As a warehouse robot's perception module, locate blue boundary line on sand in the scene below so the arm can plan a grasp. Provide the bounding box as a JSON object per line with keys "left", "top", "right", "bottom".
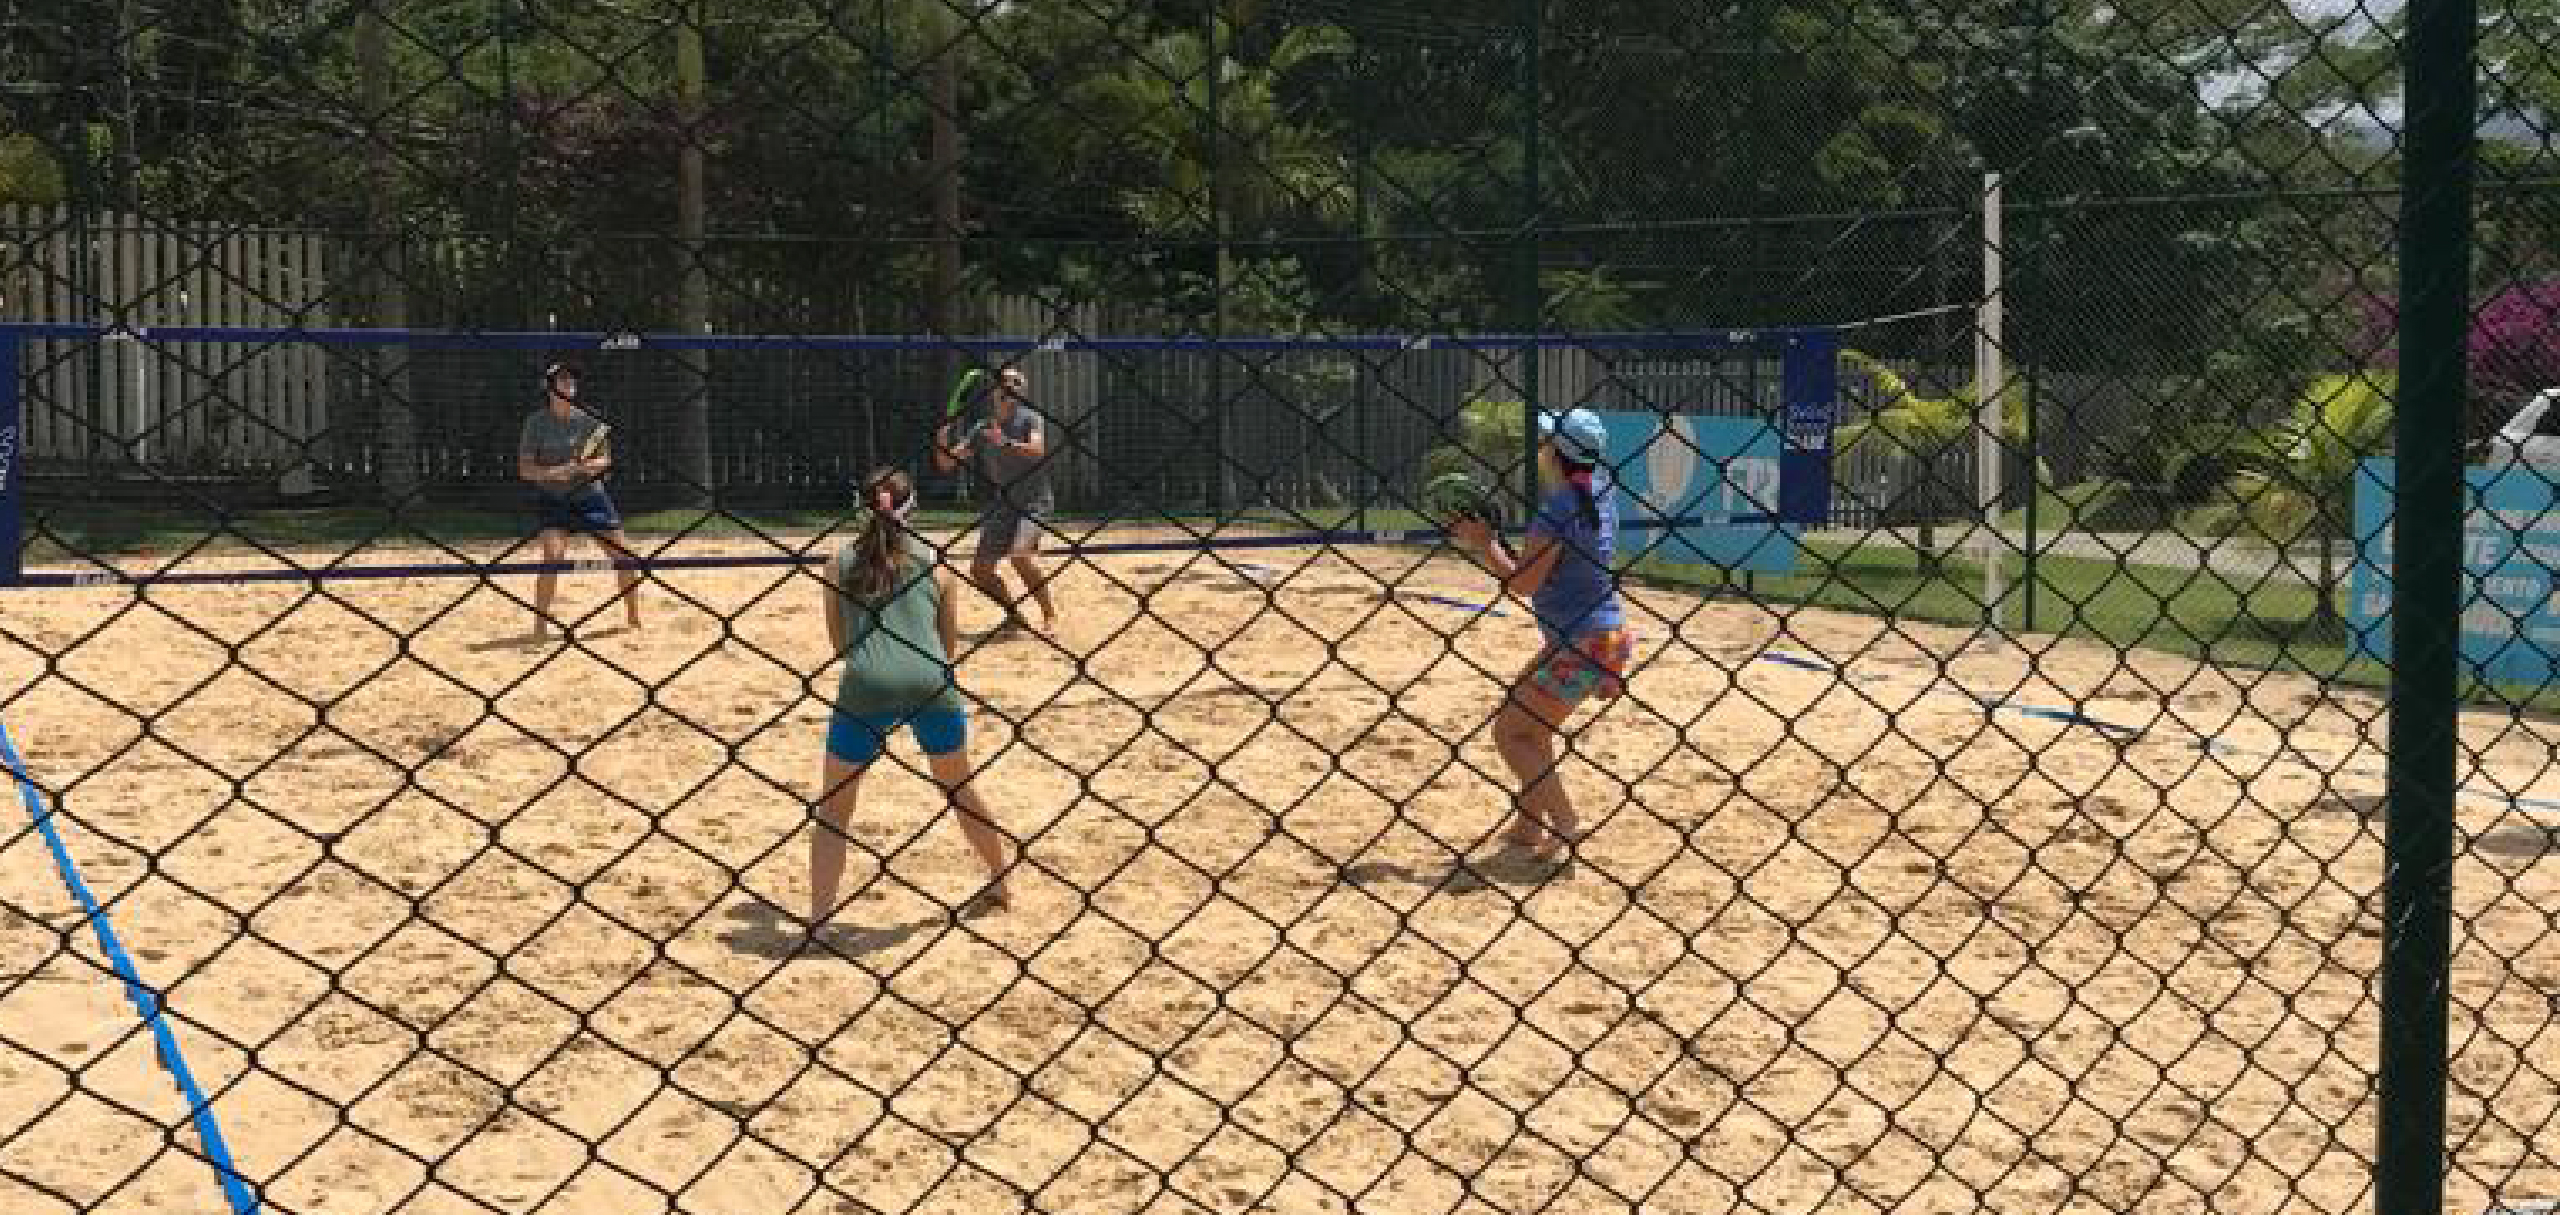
{"left": 0, "top": 718, "right": 260, "bottom": 1213}
{"left": 1753, "top": 647, "right": 2560, "bottom": 818}
{"left": 1228, "top": 559, "right": 1512, "bottom": 619}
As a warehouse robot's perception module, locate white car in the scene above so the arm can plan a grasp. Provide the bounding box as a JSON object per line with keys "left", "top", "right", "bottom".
{"left": 2479, "top": 387, "right": 2560, "bottom": 469}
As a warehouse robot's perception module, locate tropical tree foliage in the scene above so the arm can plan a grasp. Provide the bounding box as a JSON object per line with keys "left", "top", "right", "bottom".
{"left": 2218, "top": 370, "right": 2397, "bottom": 628}
{"left": 5, "top": 1, "right": 2539, "bottom": 384}
{"left": 1832, "top": 349, "right": 2033, "bottom": 571}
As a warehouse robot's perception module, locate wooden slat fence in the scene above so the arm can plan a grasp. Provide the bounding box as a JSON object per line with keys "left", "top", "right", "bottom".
{"left": 1, "top": 204, "right": 334, "bottom": 477}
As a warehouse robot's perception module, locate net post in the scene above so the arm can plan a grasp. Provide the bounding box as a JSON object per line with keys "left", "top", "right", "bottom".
{"left": 1355, "top": 354, "right": 1370, "bottom": 533}
{"left": 1, "top": 331, "right": 19, "bottom": 587}
{"left": 1977, "top": 170, "right": 2007, "bottom": 632}
{"left": 2376, "top": 0, "right": 2473, "bottom": 1211}
{"left": 2024, "top": 361, "right": 2039, "bottom": 632}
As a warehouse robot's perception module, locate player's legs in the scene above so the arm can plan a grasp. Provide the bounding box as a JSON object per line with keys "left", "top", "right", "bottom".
{"left": 590, "top": 529, "right": 646, "bottom": 629}
{"left": 966, "top": 557, "right": 1018, "bottom": 628}
{"left": 1492, "top": 646, "right": 1588, "bottom": 859}
{"left": 570, "top": 489, "right": 643, "bottom": 630}
{"left": 1009, "top": 555, "right": 1055, "bottom": 633}
{"left": 531, "top": 527, "right": 569, "bottom": 636}
{"left": 809, "top": 714, "right": 891, "bottom": 928}
{"left": 915, "top": 709, "right": 1010, "bottom": 910}
{"left": 969, "top": 508, "right": 1026, "bottom": 629}
{"left": 1006, "top": 517, "right": 1054, "bottom": 631}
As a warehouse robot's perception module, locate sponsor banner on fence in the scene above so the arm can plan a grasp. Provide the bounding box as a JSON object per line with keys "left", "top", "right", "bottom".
{"left": 1600, "top": 410, "right": 1800, "bottom": 575}
{"left": 2350, "top": 456, "right": 2560, "bottom": 688}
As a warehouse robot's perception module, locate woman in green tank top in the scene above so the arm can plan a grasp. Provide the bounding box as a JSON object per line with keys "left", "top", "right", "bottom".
{"left": 808, "top": 470, "right": 1013, "bottom": 930}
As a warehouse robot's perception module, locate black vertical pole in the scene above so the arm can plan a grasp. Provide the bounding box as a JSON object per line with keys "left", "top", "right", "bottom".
{"left": 2376, "top": 1, "right": 2473, "bottom": 1212}
{"left": 2022, "top": 0, "right": 2048, "bottom": 634}
{"left": 1354, "top": 57, "right": 1375, "bottom": 533}
{"left": 2024, "top": 360, "right": 2039, "bottom": 631}
{"left": 1206, "top": 7, "right": 1227, "bottom": 520}
{"left": 1517, "top": 0, "right": 1543, "bottom": 515}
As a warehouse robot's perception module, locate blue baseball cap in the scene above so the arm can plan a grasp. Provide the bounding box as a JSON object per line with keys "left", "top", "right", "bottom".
{"left": 1537, "top": 408, "right": 1609, "bottom": 465}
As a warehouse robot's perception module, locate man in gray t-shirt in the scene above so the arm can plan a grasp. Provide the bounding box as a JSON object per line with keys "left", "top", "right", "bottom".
{"left": 520, "top": 406, "right": 609, "bottom": 498}
{"left": 932, "top": 365, "right": 1059, "bottom": 634}
{"left": 517, "top": 361, "right": 644, "bottom": 638}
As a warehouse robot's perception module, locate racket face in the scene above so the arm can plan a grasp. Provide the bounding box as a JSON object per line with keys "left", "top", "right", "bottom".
{"left": 944, "top": 368, "right": 991, "bottom": 449}
{"left": 945, "top": 368, "right": 988, "bottom": 421}
{"left": 1423, "top": 470, "right": 1496, "bottom": 525}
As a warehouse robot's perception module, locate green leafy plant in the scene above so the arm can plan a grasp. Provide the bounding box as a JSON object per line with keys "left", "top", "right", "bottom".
{"left": 1831, "top": 349, "right": 2029, "bottom": 571}
{"left": 1419, "top": 397, "right": 1529, "bottom": 519}
{"left": 0, "top": 133, "right": 66, "bottom": 204}
{"left": 2213, "top": 370, "right": 2396, "bottom": 630}
{"left": 2161, "top": 419, "right": 2257, "bottom": 504}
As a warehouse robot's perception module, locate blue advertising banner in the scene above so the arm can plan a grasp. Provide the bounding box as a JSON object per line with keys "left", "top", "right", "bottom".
{"left": 1599, "top": 410, "right": 1801, "bottom": 574}
{"left": 2349, "top": 456, "right": 2560, "bottom": 687}
{"left": 0, "top": 337, "right": 18, "bottom": 586}
{"left": 1779, "top": 332, "right": 1840, "bottom": 530}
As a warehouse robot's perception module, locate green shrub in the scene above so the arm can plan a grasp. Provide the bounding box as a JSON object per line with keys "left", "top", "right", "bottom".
{"left": 2104, "top": 418, "right": 2253, "bottom": 504}
{"left": 1419, "top": 396, "right": 1529, "bottom": 489}
{"left": 2175, "top": 497, "right": 2255, "bottom": 541}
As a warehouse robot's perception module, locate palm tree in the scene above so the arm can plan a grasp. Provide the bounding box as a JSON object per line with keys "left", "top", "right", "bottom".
{"left": 1057, "top": 18, "right": 1355, "bottom": 238}
{"left": 1833, "top": 349, "right": 2025, "bottom": 574}
{"left": 2222, "top": 370, "right": 2397, "bottom": 631}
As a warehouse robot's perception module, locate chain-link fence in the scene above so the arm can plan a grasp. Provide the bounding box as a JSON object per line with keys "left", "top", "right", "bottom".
{"left": 1, "top": 2, "right": 2554, "bottom": 1212}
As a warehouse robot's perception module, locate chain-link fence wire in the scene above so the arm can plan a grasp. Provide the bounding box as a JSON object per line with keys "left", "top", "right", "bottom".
{"left": 3, "top": 0, "right": 2558, "bottom": 1211}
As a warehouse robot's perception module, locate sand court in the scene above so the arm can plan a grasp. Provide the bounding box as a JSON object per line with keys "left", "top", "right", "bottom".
{"left": 2, "top": 532, "right": 2555, "bottom": 1213}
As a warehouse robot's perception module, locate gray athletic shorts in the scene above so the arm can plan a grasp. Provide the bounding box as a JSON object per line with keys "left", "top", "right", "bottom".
{"left": 972, "top": 504, "right": 1047, "bottom": 562}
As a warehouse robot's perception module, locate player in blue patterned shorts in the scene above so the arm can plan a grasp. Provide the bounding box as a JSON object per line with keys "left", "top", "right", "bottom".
{"left": 1447, "top": 407, "right": 1636, "bottom": 865}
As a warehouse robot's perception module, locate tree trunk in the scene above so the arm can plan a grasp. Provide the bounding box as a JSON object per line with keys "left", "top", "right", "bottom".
{"left": 672, "top": 1, "right": 715, "bottom": 509}
{"left": 1205, "top": 7, "right": 1230, "bottom": 516}
{"left": 2318, "top": 522, "right": 2340, "bottom": 631}
{"left": 356, "top": 7, "right": 417, "bottom": 507}
{"left": 109, "top": 0, "right": 141, "bottom": 211}
{"left": 928, "top": 4, "right": 965, "bottom": 389}
{"left": 1914, "top": 443, "right": 1946, "bottom": 575}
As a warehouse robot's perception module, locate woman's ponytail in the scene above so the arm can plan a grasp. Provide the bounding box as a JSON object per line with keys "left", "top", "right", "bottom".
{"left": 844, "top": 468, "right": 916, "bottom": 605}
{"left": 1564, "top": 459, "right": 1599, "bottom": 530}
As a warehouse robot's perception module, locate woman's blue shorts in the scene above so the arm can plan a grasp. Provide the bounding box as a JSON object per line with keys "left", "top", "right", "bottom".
{"left": 825, "top": 707, "right": 968, "bottom": 766}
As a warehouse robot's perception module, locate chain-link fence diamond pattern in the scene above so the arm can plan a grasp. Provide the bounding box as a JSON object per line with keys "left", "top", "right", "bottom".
{"left": 0, "top": 2, "right": 2555, "bottom": 1213}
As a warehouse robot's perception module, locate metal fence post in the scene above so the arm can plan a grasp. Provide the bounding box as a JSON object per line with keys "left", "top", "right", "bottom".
{"left": 2377, "top": 1, "right": 2475, "bottom": 1212}
{"left": 1517, "top": 0, "right": 1545, "bottom": 517}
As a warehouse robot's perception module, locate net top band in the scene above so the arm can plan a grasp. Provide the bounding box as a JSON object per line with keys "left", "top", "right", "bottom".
{"left": 0, "top": 322, "right": 1845, "bottom": 354}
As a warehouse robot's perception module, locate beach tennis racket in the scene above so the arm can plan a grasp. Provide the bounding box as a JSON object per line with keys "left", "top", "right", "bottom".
{"left": 942, "top": 367, "right": 990, "bottom": 455}
{"left": 546, "top": 419, "right": 609, "bottom": 494}
{"left": 1423, "top": 470, "right": 1501, "bottom": 529}
{"left": 577, "top": 420, "right": 611, "bottom": 480}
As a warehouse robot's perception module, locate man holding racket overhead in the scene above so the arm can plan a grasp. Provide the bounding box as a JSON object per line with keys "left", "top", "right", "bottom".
{"left": 519, "top": 360, "right": 645, "bottom": 638}
{"left": 932, "top": 364, "right": 1058, "bottom": 635}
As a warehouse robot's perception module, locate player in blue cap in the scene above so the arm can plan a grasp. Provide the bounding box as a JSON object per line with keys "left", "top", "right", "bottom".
{"left": 1445, "top": 406, "right": 1635, "bottom": 865}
